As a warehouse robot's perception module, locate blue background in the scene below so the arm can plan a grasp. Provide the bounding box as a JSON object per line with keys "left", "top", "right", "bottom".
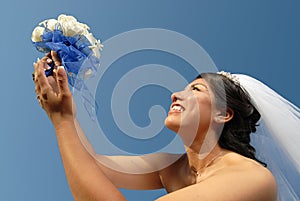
{"left": 0, "top": 0, "right": 299, "bottom": 200}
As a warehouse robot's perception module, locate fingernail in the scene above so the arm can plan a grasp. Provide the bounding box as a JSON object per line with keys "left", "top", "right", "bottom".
{"left": 46, "top": 58, "right": 52, "bottom": 63}
{"left": 37, "top": 58, "right": 40, "bottom": 62}
{"left": 53, "top": 69, "right": 57, "bottom": 73}
{"left": 46, "top": 66, "right": 51, "bottom": 70}
{"left": 57, "top": 66, "right": 65, "bottom": 76}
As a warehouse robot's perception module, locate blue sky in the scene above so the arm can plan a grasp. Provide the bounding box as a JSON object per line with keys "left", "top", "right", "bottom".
{"left": 0, "top": 0, "right": 299, "bottom": 200}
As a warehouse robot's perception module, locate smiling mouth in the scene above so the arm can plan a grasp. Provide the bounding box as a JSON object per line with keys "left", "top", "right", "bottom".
{"left": 170, "top": 104, "right": 185, "bottom": 112}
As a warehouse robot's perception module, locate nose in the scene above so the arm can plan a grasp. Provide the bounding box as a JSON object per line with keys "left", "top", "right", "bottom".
{"left": 171, "top": 86, "right": 193, "bottom": 102}
{"left": 171, "top": 93, "right": 177, "bottom": 102}
{"left": 171, "top": 91, "right": 183, "bottom": 102}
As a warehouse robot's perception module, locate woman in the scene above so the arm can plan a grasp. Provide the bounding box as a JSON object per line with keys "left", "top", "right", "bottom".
{"left": 33, "top": 51, "right": 279, "bottom": 201}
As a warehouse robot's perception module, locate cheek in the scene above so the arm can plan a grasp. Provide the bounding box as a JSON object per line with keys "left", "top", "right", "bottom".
{"left": 194, "top": 97, "right": 213, "bottom": 126}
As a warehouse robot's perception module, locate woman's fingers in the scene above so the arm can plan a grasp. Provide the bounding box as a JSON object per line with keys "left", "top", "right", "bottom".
{"left": 33, "top": 56, "right": 75, "bottom": 120}
{"left": 56, "top": 66, "right": 70, "bottom": 97}
{"left": 37, "top": 62, "right": 52, "bottom": 99}
{"left": 33, "top": 62, "right": 38, "bottom": 82}
{"left": 41, "top": 52, "right": 51, "bottom": 62}
{"left": 33, "top": 61, "right": 49, "bottom": 107}
{"left": 40, "top": 53, "right": 53, "bottom": 72}
{"left": 51, "top": 51, "right": 62, "bottom": 66}
{"left": 48, "top": 76, "right": 59, "bottom": 95}
{"left": 36, "top": 62, "right": 70, "bottom": 100}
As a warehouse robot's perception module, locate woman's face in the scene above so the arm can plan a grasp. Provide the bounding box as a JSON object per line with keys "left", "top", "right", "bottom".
{"left": 165, "top": 78, "right": 215, "bottom": 142}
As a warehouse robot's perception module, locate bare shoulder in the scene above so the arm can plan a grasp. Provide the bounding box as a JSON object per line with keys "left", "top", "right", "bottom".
{"left": 157, "top": 152, "right": 278, "bottom": 201}
{"left": 220, "top": 152, "right": 277, "bottom": 196}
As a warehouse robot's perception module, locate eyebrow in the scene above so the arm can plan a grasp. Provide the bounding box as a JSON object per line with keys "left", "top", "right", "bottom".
{"left": 190, "top": 83, "right": 208, "bottom": 89}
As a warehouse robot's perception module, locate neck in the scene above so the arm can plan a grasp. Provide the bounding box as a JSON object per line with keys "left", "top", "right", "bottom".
{"left": 180, "top": 126, "right": 226, "bottom": 175}
{"left": 185, "top": 144, "right": 226, "bottom": 176}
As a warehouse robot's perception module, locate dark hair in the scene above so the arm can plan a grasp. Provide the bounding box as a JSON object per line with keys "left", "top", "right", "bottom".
{"left": 196, "top": 73, "right": 266, "bottom": 166}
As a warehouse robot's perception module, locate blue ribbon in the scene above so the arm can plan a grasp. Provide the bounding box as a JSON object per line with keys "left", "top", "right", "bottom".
{"left": 33, "top": 28, "right": 100, "bottom": 120}
{"left": 33, "top": 29, "right": 100, "bottom": 89}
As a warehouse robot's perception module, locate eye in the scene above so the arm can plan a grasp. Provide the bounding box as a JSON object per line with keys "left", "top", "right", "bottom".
{"left": 191, "top": 86, "right": 201, "bottom": 91}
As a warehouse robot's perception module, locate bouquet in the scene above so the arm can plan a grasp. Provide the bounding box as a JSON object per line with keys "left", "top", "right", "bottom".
{"left": 31, "top": 14, "right": 103, "bottom": 88}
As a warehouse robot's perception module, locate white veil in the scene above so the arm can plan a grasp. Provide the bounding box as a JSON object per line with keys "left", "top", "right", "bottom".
{"left": 235, "top": 74, "right": 300, "bottom": 201}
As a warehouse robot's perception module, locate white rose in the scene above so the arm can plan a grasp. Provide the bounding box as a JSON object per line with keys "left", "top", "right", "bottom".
{"left": 83, "top": 32, "right": 102, "bottom": 58}
{"left": 84, "top": 33, "right": 97, "bottom": 45}
{"left": 57, "top": 14, "right": 89, "bottom": 36}
{"left": 58, "top": 14, "right": 76, "bottom": 36}
{"left": 90, "top": 42, "right": 102, "bottom": 58}
{"left": 77, "top": 22, "right": 90, "bottom": 31}
{"left": 46, "top": 19, "right": 58, "bottom": 31}
{"left": 31, "top": 26, "right": 45, "bottom": 42}
{"left": 58, "top": 14, "right": 77, "bottom": 24}
{"left": 38, "top": 19, "right": 48, "bottom": 27}
{"left": 60, "top": 21, "right": 77, "bottom": 36}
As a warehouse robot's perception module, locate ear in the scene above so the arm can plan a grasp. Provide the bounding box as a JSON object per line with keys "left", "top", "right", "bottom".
{"left": 213, "top": 108, "right": 234, "bottom": 124}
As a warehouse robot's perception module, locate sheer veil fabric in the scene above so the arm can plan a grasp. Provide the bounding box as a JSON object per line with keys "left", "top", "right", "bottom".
{"left": 235, "top": 74, "right": 300, "bottom": 200}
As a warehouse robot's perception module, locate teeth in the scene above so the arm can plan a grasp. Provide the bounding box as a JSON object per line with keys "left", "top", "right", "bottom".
{"left": 172, "top": 105, "right": 183, "bottom": 112}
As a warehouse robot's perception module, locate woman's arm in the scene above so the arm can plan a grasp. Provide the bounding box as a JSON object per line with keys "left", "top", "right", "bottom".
{"left": 34, "top": 52, "right": 166, "bottom": 200}
{"left": 54, "top": 119, "right": 126, "bottom": 201}
{"left": 34, "top": 55, "right": 126, "bottom": 201}
{"left": 74, "top": 118, "right": 165, "bottom": 190}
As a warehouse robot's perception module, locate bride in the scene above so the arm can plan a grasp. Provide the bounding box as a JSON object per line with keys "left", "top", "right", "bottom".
{"left": 33, "top": 51, "right": 299, "bottom": 201}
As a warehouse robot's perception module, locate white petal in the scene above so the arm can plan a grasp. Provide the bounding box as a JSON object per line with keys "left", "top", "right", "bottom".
{"left": 46, "top": 19, "right": 58, "bottom": 31}
{"left": 84, "top": 69, "right": 93, "bottom": 79}
{"left": 31, "top": 26, "right": 45, "bottom": 42}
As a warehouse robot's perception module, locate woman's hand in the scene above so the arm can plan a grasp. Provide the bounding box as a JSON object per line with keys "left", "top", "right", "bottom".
{"left": 33, "top": 51, "right": 76, "bottom": 125}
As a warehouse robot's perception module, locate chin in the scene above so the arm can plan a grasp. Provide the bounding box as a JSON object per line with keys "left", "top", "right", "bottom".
{"left": 164, "top": 116, "right": 180, "bottom": 132}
